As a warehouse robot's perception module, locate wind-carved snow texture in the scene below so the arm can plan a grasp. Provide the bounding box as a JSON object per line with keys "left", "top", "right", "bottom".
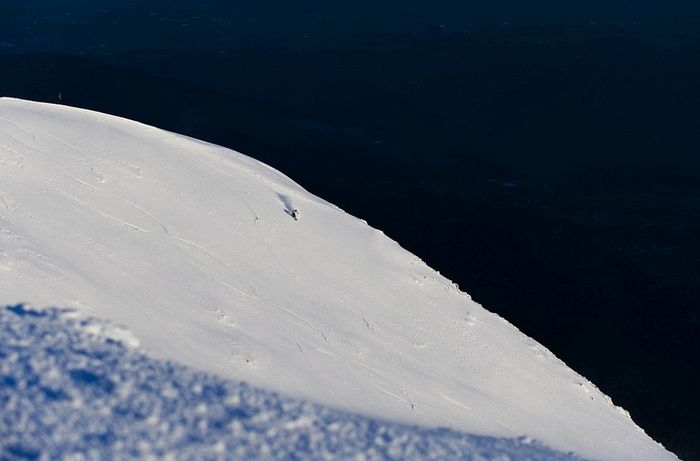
{"left": 0, "top": 306, "right": 590, "bottom": 461}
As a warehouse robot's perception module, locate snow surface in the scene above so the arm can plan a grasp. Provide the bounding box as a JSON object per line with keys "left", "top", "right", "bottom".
{"left": 1, "top": 304, "right": 591, "bottom": 461}
{"left": 0, "top": 98, "right": 677, "bottom": 460}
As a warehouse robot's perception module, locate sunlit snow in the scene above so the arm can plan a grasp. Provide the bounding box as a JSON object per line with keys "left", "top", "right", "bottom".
{"left": 0, "top": 98, "right": 677, "bottom": 460}
{"left": 1, "top": 305, "right": 591, "bottom": 461}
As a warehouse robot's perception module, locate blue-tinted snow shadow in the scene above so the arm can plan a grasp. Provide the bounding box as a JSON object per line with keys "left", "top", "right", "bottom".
{"left": 276, "top": 193, "right": 295, "bottom": 217}
{"left": 0, "top": 305, "right": 591, "bottom": 461}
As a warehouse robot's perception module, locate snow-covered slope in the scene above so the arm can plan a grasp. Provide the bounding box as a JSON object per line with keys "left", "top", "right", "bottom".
{"left": 0, "top": 98, "right": 676, "bottom": 461}
{"left": 1, "top": 305, "right": 591, "bottom": 461}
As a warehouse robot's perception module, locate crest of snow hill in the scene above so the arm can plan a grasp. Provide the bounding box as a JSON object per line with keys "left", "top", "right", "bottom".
{"left": 0, "top": 98, "right": 678, "bottom": 460}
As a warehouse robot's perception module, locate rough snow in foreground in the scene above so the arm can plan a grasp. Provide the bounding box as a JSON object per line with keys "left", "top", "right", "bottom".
{"left": 0, "top": 98, "right": 677, "bottom": 460}
{"left": 0, "top": 305, "right": 589, "bottom": 461}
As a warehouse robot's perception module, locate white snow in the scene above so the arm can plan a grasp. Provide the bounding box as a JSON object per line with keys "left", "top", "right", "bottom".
{"left": 0, "top": 305, "right": 592, "bottom": 461}
{"left": 0, "top": 98, "right": 677, "bottom": 461}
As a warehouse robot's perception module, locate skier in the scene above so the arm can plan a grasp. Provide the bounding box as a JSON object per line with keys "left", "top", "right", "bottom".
{"left": 290, "top": 209, "right": 299, "bottom": 221}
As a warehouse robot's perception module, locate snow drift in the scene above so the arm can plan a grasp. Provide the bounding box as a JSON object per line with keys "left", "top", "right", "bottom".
{"left": 1, "top": 304, "right": 591, "bottom": 461}
{"left": 0, "top": 98, "right": 677, "bottom": 460}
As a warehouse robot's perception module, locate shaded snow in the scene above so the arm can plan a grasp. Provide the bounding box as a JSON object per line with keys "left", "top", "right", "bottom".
{"left": 0, "top": 305, "right": 591, "bottom": 461}
{"left": 0, "top": 98, "right": 677, "bottom": 460}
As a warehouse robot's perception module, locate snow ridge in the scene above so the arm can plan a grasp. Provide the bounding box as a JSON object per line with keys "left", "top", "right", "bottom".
{"left": 0, "top": 98, "right": 677, "bottom": 460}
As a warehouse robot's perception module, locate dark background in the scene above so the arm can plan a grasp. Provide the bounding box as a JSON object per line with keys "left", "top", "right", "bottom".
{"left": 1, "top": 2, "right": 699, "bottom": 459}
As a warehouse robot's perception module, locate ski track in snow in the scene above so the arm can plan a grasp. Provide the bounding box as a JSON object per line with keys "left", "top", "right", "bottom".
{"left": 0, "top": 98, "right": 678, "bottom": 461}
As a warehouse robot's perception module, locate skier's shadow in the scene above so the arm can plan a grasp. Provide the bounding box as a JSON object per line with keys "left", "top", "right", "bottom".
{"left": 276, "top": 193, "right": 296, "bottom": 217}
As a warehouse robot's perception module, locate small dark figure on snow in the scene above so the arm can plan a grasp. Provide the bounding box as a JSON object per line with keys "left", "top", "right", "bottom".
{"left": 290, "top": 209, "right": 299, "bottom": 221}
